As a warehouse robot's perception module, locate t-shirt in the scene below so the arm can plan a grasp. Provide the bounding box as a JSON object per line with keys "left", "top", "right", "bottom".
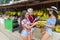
{"left": 21, "top": 19, "right": 31, "bottom": 28}
{"left": 46, "top": 18, "right": 56, "bottom": 26}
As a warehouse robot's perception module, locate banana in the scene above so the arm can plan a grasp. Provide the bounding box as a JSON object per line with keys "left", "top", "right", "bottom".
{"left": 56, "top": 26, "right": 60, "bottom": 32}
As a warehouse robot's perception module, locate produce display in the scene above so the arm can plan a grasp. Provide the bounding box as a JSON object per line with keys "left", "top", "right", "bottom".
{"left": 5, "top": 11, "right": 21, "bottom": 16}
{"left": 34, "top": 9, "right": 48, "bottom": 21}
{"left": 58, "top": 15, "right": 60, "bottom": 20}
{"left": 34, "top": 10, "right": 60, "bottom": 20}
{"left": 34, "top": 10, "right": 60, "bottom": 29}
{"left": 17, "top": 12, "right": 21, "bottom": 16}
{"left": 58, "top": 11, "right": 60, "bottom": 20}
{"left": 55, "top": 26, "right": 60, "bottom": 32}
{"left": 5, "top": 10, "right": 60, "bottom": 29}
{"left": 33, "top": 9, "right": 48, "bottom": 28}
{"left": 36, "top": 21, "right": 46, "bottom": 28}
{"left": 38, "top": 21, "right": 46, "bottom": 25}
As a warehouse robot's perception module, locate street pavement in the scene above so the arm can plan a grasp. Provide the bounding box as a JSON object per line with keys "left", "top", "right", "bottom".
{"left": 0, "top": 24, "right": 60, "bottom": 40}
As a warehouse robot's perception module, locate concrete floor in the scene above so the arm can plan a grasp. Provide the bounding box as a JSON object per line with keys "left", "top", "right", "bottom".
{"left": 0, "top": 24, "right": 40, "bottom": 40}
{"left": 0, "top": 24, "right": 60, "bottom": 40}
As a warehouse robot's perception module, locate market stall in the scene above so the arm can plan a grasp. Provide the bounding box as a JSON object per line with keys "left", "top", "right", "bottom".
{"left": 0, "top": 0, "right": 60, "bottom": 33}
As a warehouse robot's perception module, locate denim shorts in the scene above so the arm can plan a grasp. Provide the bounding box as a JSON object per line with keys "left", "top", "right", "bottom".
{"left": 44, "top": 26, "right": 53, "bottom": 36}
{"left": 21, "top": 28, "right": 35, "bottom": 36}
{"left": 21, "top": 30, "right": 29, "bottom": 36}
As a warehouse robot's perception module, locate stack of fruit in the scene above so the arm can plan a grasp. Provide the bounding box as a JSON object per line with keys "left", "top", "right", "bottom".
{"left": 55, "top": 25, "right": 60, "bottom": 32}
{"left": 17, "top": 12, "right": 21, "bottom": 16}
{"left": 34, "top": 9, "right": 48, "bottom": 21}
{"left": 58, "top": 11, "right": 60, "bottom": 15}
{"left": 58, "top": 15, "right": 60, "bottom": 20}
{"left": 36, "top": 21, "right": 46, "bottom": 28}
{"left": 5, "top": 11, "right": 21, "bottom": 16}
{"left": 58, "top": 11, "right": 60, "bottom": 20}
{"left": 38, "top": 21, "right": 46, "bottom": 25}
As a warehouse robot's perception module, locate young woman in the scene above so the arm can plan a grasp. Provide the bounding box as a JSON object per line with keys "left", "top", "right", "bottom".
{"left": 27, "top": 8, "right": 40, "bottom": 23}
{"left": 27, "top": 8, "right": 40, "bottom": 40}
{"left": 41, "top": 8, "right": 58, "bottom": 40}
{"left": 20, "top": 10, "right": 38, "bottom": 40}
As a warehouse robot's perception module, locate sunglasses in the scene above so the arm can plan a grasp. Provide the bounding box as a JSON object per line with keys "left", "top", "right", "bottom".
{"left": 49, "top": 10, "right": 53, "bottom": 11}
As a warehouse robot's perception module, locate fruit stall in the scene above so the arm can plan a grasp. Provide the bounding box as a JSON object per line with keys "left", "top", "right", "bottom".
{"left": 0, "top": 0, "right": 60, "bottom": 32}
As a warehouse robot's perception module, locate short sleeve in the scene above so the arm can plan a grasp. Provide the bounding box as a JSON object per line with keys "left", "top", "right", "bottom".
{"left": 46, "top": 18, "right": 50, "bottom": 24}
{"left": 46, "top": 18, "right": 56, "bottom": 25}
{"left": 21, "top": 20, "right": 27, "bottom": 25}
{"left": 51, "top": 19, "right": 56, "bottom": 24}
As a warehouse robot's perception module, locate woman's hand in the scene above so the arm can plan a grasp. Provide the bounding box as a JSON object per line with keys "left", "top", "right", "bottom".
{"left": 33, "top": 16, "right": 40, "bottom": 22}
{"left": 42, "top": 24, "right": 46, "bottom": 26}
{"left": 29, "top": 22, "right": 38, "bottom": 29}
{"left": 33, "top": 22, "right": 38, "bottom": 26}
{"left": 45, "top": 24, "right": 50, "bottom": 27}
{"left": 45, "top": 24, "right": 55, "bottom": 28}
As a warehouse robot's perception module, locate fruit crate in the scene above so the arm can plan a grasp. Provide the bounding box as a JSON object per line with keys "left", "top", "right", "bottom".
{"left": 4, "top": 18, "right": 13, "bottom": 32}
{"left": 4, "top": 18, "right": 19, "bottom": 32}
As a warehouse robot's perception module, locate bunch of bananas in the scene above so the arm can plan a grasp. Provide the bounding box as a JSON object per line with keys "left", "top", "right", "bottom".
{"left": 55, "top": 26, "right": 60, "bottom": 32}
{"left": 38, "top": 21, "right": 46, "bottom": 25}
{"left": 58, "top": 11, "right": 60, "bottom": 20}
{"left": 58, "top": 11, "right": 60, "bottom": 15}
{"left": 36, "top": 21, "right": 46, "bottom": 28}
{"left": 34, "top": 10, "right": 48, "bottom": 21}
{"left": 58, "top": 15, "right": 60, "bottom": 20}
{"left": 34, "top": 10, "right": 43, "bottom": 16}
{"left": 17, "top": 12, "right": 21, "bottom": 16}
{"left": 37, "top": 11, "right": 43, "bottom": 16}
{"left": 34, "top": 10, "right": 37, "bottom": 16}
{"left": 12, "top": 12, "right": 16, "bottom": 15}
{"left": 5, "top": 11, "right": 22, "bottom": 16}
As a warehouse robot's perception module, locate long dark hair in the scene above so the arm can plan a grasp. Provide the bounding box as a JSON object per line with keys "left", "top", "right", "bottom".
{"left": 53, "top": 11, "right": 58, "bottom": 25}
{"left": 19, "top": 10, "right": 27, "bottom": 33}
{"left": 48, "top": 10, "right": 58, "bottom": 25}
{"left": 20, "top": 10, "right": 27, "bottom": 24}
{"left": 53, "top": 11, "right": 58, "bottom": 19}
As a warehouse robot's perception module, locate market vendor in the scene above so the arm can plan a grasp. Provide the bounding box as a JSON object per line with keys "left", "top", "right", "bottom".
{"left": 27, "top": 8, "right": 40, "bottom": 40}
{"left": 41, "top": 6, "right": 58, "bottom": 40}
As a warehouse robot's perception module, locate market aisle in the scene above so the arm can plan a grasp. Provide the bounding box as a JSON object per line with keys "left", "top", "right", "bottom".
{"left": 0, "top": 32, "right": 9, "bottom": 40}
{"left": 0, "top": 24, "right": 22, "bottom": 40}
{"left": 0, "top": 24, "right": 39, "bottom": 40}
{"left": 0, "top": 23, "right": 60, "bottom": 40}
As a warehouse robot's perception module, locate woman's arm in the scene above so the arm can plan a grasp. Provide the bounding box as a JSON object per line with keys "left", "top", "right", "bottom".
{"left": 45, "top": 24, "right": 55, "bottom": 28}
{"left": 23, "top": 22, "right": 38, "bottom": 29}
{"left": 33, "top": 16, "right": 40, "bottom": 22}
{"left": 49, "top": 24, "right": 55, "bottom": 28}
{"left": 29, "top": 22, "right": 38, "bottom": 29}
{"left": 23, "top": 24, "right": 30, "bottom": 29}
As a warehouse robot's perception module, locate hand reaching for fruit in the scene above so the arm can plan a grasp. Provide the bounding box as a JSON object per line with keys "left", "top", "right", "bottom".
{"left": 29, "top": 22, "right": 38, "bottom": 29}
{"left": 38, "top": 21, "right": 46, "bottom": 25}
